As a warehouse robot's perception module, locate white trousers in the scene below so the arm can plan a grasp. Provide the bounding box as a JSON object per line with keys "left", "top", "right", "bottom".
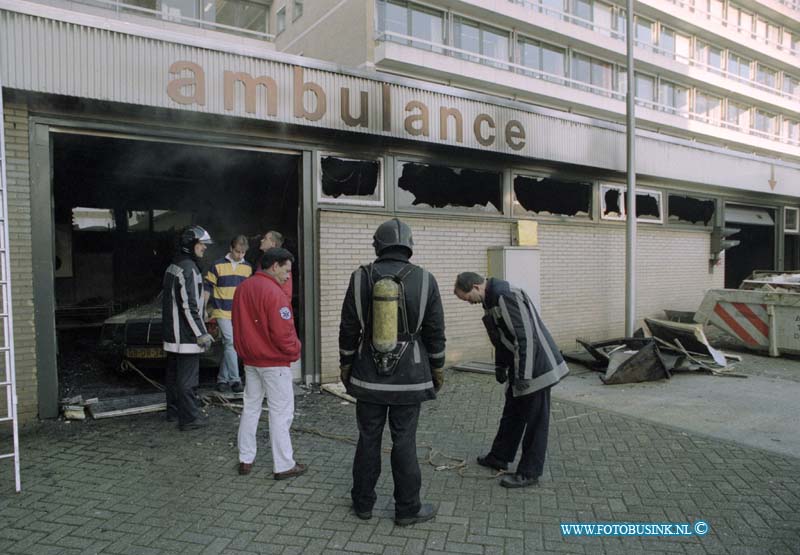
{"left": 237, "top": 365, "right": 295, "bottom": 473}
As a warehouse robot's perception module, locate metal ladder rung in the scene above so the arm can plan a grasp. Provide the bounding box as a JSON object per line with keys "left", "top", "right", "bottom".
{"left": 0, "top": 453, "right": 16, "bottom": 460}
{"left": 0, "top": 417, "right": 14, "bottom": 422}
{"left": 0, "top": 381, "right": 13, "bottom": 386}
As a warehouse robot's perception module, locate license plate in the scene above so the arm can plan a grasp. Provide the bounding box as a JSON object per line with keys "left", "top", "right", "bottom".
{"left": 126, "top": 347, "right": 166, "bottom": 359}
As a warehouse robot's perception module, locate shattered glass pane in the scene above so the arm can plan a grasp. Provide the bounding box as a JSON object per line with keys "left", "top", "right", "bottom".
{"left": 513, "top": 176, "right": 592, "bottom": 217}
{"left": 320, "top": 156, "right": 381, "bottom": 201}
{"left": 634, "top": 191, "right": 661, "bottom": 221}
{"left": 397, "top": 162, "right": 502, "bottom": 213}
{"left": 668, "top": 194, "right": 715, "bottom": 226}
{"left": 602, "top": 187, "right": 623, "bottom": 218}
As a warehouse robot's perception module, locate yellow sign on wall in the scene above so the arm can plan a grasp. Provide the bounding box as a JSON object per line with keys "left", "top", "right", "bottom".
{"left": 513, "top": 221, "right": 538, "bottom": 246}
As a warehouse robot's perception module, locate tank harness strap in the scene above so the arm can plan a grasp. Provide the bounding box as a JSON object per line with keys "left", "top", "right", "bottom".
{"left": 353, "top": 264, "right": 372, "bottom": 330}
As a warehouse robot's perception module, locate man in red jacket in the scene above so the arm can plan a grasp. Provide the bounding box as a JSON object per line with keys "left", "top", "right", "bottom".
{"left": 232, "top": 248, "right": 307, "bottom": 480}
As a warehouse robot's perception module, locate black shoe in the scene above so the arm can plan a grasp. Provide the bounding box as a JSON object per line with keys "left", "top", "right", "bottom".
{"left": 179, "top": 416, "right": 209, "bottom": 431}
{"left": 500, "top": 474, "right": 538, "bottom": 488}
{"left": 216, "top": 382, "right": 231, "bottom": 393}
{"left": 477, "top": 453, "right": 508, "bottom": 471}
{"left": 395, "top": 503, "right": 436, "bottom": 526}
{"left": 230, "top": 382, "right": 244, "bottom": 393}
{"left": 352, "top": 505, "right": 372, "bottom": 520}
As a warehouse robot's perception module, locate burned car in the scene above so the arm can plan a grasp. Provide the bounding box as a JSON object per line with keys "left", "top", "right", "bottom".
{"left": 98, "top": 294, "right": 221, "bottom": 369}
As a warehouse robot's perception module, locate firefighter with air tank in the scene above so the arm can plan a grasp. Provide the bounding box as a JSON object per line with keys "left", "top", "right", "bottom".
{"left": 338, "top": 218, "right": 446, "bottom": 527}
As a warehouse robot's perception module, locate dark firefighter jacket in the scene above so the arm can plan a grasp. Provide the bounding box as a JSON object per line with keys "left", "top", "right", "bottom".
{"left": 339, "top": 252, "right": 446, "bottom": 405}
{"left": 162, "top": 254, "right": 208, "bottom": 354}
{"left": 483, "top": 278, "right": 569, "bottom": 397}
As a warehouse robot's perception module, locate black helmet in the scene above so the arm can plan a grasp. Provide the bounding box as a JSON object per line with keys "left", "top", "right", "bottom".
{"left": 180, "top": 225, "right": 213, "bottom": 254}
{"left": 373, "top": 218, "right": 413, "bottom": 256}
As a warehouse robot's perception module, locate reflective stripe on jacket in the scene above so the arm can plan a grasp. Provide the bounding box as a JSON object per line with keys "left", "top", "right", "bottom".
{"left": 484, "top": 278, "right": 569, "bottom": 397}
{"left": 339, "top": 252, "right": 446, "bottom": 405}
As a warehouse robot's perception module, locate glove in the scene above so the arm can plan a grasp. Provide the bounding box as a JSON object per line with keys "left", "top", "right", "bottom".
{"left": 432, "top": 367, "right": 444, "bottom": 393}
{"left": 340, "top": 365, "right": 351, "bottom": 385}
{"left": 495, "top": 365, "right": 508, "bottom": 384}
{"left": 197, "top": 333, "right": 214, "bottom": 349}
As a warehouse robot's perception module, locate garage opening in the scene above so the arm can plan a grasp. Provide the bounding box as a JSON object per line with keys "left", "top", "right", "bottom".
{"left": 724, "top": 204, "right": 775, "bottom": 288}
{"left": 52, "top": 132, "right": 301, "bottom": 401}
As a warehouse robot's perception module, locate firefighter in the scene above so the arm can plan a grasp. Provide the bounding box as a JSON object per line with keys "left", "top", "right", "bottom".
{"left": 162, "top": 225, "right": 215, "bottom": 431}
{"left": 339, "top": 218, "right": 446, "bottom": 526}
{"left": 453, "top": 272, "right": 570, "bottom": 488}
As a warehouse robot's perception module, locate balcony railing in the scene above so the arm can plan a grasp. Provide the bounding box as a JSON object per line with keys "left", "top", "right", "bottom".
{"left": 56, "top": 0, "right": 275, "bottom": 41}
{"left": 376, "top": 31, "right": 796, "bottom": 147}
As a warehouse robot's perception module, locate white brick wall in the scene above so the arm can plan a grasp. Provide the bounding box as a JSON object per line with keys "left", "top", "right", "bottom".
{"left": 318, "top": 211, "right": 510, "bottom": 381}
{"left": 2, "top": 102, "right": 37, "bottom": 425}
{"left": 538, "top": 223, "right": 725, "bottom": 348}
{"left": 319, "top": 212, "right": 725, "bottom": 380}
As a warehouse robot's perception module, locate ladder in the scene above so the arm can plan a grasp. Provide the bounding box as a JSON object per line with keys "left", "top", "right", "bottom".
{"left": 0, "top": 77, "right": 21, "bottom": 493}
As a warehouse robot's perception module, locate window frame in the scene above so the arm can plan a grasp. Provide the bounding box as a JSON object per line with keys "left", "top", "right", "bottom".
{"left": 276, "top": 6, "right": 286, "bottom": 34}
{"left": 292, "top": 0, "right": 303, "bottom": 21}
{"left": 600, "top": 183, "right": 664, "bottom": 224}
{"left": 511, "top": 172, "right": 593, "bottom": 220}
{"left": 394, "top": 157, "right": 506, "bottom": 216}
{"left": 316, "top": 151, "right": 385, "bottom": 207}
{"left": 785, "top": 207, "right": 800, "bottom": 234}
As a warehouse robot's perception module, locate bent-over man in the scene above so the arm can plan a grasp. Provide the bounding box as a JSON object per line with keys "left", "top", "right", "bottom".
{"left": 454, "top": 272, "right": 569, "bottom": 488}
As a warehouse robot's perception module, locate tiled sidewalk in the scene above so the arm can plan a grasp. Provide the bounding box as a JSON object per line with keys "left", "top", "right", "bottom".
{"left": 1, "top": 370, "right": 798, "bottom": 554}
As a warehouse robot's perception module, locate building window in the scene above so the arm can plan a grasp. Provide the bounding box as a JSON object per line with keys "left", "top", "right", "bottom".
{"left": 600, "top": 185, "right": 662, "bottom": 223}
{"left": 725, "top": 101, "right": 750, "bottom": 131}
{"left": 694, "top": 92, "right": 722, "bottom": 124}
{"left": 540, "top": 0, "right": 566, "bottom": 18}
{"left": 783, "top": 74, "right": 800, "bottom": 100}
{"left": 513, "top": 175, "right": 592, "bottom": 218}
{"left": 634, "top": 16, "right": 655, "bottom": 51}
{"left": 659, "top": 80, "right": 689, "bottom": 115}
{"left": 755, "top": 17, "right": 781, "bottom": 45}
{"left": 318, "top": 154, "right": 383, "bottom": 206}
{"left": 454, "top": 17, "right": 510, "bottom": 68}
{"left": 571, "top": 52, "right": 613, "bottom": 95}
{"left": 695, "top": 41, "right": 723, "bottom": 74}
{"left": 377, "top": 1, "right": 445, "bottom": 52}
{"left": 293, "top": 0, "right": 302, "bottom": 20}
{"left": 755, "top": 64, "right": 777, "bottom": 90}
{"left": 276, "top": 6, "right": 286, "bottom": 34}
{"left": 396, "top": 161, "right": 503, "bottom": 214}
{"left": 753, "top": 110, "right": 777, "bottom": 136}
{"left": 703, "top": 0, "right": 724, "bottom": 21}
{"left": 569, "top": 0, "right": 593, "bottom": 28}
{"left": 727, "top": 4, "right": 753, "bottom": 33}
{"left": 518, "top": 37, "right": 566, "bottom": 83}
{"left": 635, "top": 73, "right": 656, "bottom": 106}
{"left": 592, "top": 1, "right": 616, "bottom": 38}
{"left": 668, "top": 195, "right": 715, "bottom": 226}
{"left": 786, "top": 207, "right": 800, "bottom": 233}
{"left": 201, "top": 0, "right": 270, "bottom": 35}
{"left": 783, "top": 119, "right": 800, "bottom": 145}
{"left": 658, "top": 27, "right": 691, "bottom": 62}
{"left": 727, "top": 52, "right": 751, "bottom": 81}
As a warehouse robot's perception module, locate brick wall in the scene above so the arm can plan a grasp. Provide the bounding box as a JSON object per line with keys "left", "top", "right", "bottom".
{"left": 318, "top": 211, "right": 510, "bottom": 381}
{"left": 538, "top": 222, "right": 725, "bottom": 348}
{"left": 318, "top": 212, "right": 724, "bottom": 380}
{"left": 2, "top": 101, "right": 37, "bottom": 426}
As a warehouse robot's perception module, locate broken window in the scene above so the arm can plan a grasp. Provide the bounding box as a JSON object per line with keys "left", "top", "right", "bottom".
{"left": 72, "top": 208, "right": 115, "bottom": 231}
{"left": 318, "top": 155, "right": 383, "bottom": 205}
{"left": 600, "top": 184, "right": 624, "bottom": 220}
{"left": 668, "top": 194, "right": 715, "bottom": 227}
{"left": 513, "top": 175, "right": 592, "bottom": 218}
{"left": 601, "top": 184, "right": 663, "bottom": 223}
{"left": 397, "top": 161, "right": 502, "bottom": 213}
{"left": 633, "top": 190, "right": 662, "bottom": 222}
{"left": 786, "top": 207, "right": 799, "bottom": 234}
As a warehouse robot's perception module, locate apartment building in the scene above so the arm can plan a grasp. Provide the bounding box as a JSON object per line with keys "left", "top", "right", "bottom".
{"left": 0, "top": 0, "right": 798, "bottom": 421}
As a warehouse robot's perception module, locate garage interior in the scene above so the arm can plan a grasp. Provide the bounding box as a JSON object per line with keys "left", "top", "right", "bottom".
{"left": 51, "top": 132, "right": 301, "bottom": 400}
{"left": 724, "top": 204, "right": 776, "bottom": 289}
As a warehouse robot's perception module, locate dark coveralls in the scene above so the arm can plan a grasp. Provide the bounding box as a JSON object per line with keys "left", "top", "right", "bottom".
{"left": 482, "top": 278, "right": 570, "bottom": 479}
{"left": 161, "top": 254, "right": 208, "bottom": 426}
{"left": 339, "top": 251, "right": 446, "bottom": 518}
